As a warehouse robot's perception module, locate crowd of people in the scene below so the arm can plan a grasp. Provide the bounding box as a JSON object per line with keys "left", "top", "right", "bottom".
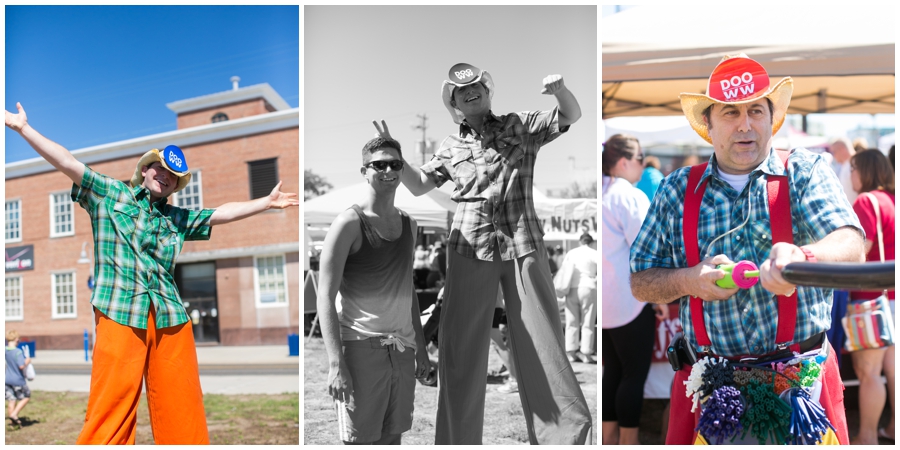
{"left": 412, "top": 241, "right": 447, "bottom": 289}
{"left": 602, "top": 54, "right": 895, "bottom": 445}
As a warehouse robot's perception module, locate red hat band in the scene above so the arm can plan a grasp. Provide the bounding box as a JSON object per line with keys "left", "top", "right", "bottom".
{"left": 706, "top": 57, "right": 771, "bottom": 103}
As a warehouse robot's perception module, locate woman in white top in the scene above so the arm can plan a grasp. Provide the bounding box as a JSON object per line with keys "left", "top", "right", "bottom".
{"left": 601, "top": 134, "right": 666, "bottom": 445}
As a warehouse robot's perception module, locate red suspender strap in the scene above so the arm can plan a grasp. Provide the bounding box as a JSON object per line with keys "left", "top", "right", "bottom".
{"left": 683, "top": 163, "right": 712, "bottom": 348}
{"left": 769, "top": 150, "right": 799, "bottom": 350}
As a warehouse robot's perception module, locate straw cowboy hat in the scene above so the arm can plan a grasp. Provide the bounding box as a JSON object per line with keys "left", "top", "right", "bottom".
{"left": 680, "top": 54, "right": 793, "bottom": 144}
{"left": 441, "top": 63, "right": 495, "bottom": 125}
{"left": 130, "top": 145, "right": 192, "bottom": 194}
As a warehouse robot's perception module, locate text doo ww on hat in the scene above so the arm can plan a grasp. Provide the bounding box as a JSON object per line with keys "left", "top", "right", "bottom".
{"left": 441, "top": 63, "right": 495, "bottom": 125}
{"left": 131, "top": 145, "right": 193, "bottom": 194}
{"left": 679, "top": 54, "right": 793, "bottom": 144}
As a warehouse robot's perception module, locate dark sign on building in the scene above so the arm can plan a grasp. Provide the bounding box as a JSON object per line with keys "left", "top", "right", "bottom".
{"left": 5, "top": 245, "right": 35, "bottom": 272}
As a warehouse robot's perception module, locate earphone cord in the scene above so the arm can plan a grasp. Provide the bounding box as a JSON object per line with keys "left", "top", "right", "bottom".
{"left": 702, "top": 187, "right": 753, "bottom": 259}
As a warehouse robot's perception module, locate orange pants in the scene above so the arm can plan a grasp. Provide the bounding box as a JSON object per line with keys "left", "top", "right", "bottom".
{"left": 76, "top": 306, "right": 209, "bottom": 444}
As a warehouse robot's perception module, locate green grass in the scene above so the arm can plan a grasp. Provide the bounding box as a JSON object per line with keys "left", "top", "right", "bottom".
{"left": 5, "top": 391, "right": 299, "bottom": 445}
{"left": 303, "top": 337, "right": 598, "bottom": 445}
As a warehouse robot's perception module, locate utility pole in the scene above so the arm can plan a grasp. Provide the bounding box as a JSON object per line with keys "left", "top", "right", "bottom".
{"left": 412, "top": 113, "right": 429, "bottom": 166}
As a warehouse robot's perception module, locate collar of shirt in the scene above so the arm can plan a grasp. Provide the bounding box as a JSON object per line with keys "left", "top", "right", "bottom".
{"left": 132, "top": 185, "right": 170, "bottom": 212}
{"left": 458, "top": 110, "right": 501, "bottom": 138}
{"left": 695, "top": 148, "right": 788, "bottom": 194}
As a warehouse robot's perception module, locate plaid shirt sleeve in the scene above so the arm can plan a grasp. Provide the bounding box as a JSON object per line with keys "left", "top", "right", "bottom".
{"left": 515, "top": 106, "right": 568, "bottom": 152}
{"left": 165, "top": 205, "right": 215, "bottom": 241}
{"left": 420, "top": 138, "right": 455, "bottom": 188}
{"left": 630, "top": 167, "right": 689, "bottom": 273}
{"left": 71, "top": 164, "right": 115, "bottom": 212}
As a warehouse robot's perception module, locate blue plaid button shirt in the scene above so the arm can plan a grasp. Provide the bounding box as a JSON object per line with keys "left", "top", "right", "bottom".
{"left": 629, "top": 148, "right": 862, "bottom": 356}
{"left": 420, "top": 108, "right": 567, "bottom": 261}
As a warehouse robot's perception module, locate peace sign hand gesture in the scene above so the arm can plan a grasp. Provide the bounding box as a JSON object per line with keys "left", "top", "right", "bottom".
{"left": 372, "top": 120, "right": 394, "bottom": 141}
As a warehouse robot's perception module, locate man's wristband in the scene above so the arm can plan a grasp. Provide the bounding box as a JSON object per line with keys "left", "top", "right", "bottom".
{"left": 799, "top": 246, "right": 817, "bottom": 262}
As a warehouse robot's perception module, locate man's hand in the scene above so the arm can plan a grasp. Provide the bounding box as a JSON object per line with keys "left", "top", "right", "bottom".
{"left": 372, "top": 120, "right": 394, "bottom": 141}
{"left": 541, "top": 74, "right": 567, "bottom": 95}
{"left": 415, "top": 349, "right": 432, "bottom": 381}
{"left": 5, "top": 102, "right": 28, "bottom": 132}
{"left": 759, "top": 242, "right": 806, "bottom": 296}
{"left": 693, "top": 254, "right": 740, "bottom": 301}
{"left": 267, "top": 181, "right": 299, "bottom": 209}
{"left": 654, "top": 304, "right": 670, "bottom": 321}
{"left": 327, "top": 361, "right": 354, "bottom": 404}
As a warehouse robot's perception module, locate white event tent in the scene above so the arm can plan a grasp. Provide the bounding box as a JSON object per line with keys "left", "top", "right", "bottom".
{"left": 304, "top": 182, "right": 455, "bottom": 231}
{"left": 602, "top": 4, "right": 895, "bottom": 120}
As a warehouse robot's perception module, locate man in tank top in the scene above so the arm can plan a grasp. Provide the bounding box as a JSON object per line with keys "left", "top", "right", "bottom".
{"left": 316, "top": 136, "right": 432, "bottom": 445}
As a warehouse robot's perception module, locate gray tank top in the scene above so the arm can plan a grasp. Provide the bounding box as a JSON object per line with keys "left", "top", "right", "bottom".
{"left": 338, "top": 205, "right": 416, "bottom": 350}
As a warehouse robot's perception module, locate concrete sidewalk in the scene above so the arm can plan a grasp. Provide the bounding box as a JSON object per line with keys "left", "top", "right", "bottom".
{"left": 23, "top": 345, "right": 300, "bottom": 395}
{"left": 27, "top": 344, "right": 299, "bottom": 373}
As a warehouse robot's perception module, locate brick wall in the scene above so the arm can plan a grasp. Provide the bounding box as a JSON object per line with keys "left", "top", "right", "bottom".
{"left": 176, "top": 99, "right": 276, "bottom": 129}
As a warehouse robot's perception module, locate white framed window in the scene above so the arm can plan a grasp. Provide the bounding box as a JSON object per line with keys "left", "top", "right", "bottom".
{"left": 50, "top": 192, "right": 75, "bottom": 237}
{"left": 173, "top": 170, "right": 203, "bottom": 210}
{"left": 5, "top": 199, "right": 22, "bottom": 243}
{"left": 5, "top": 276, "right": 24, "bottom": 321}
{"left": 52, "top": 271, "right": 77, "bottom": 319}
{"left": 254, "top": 254, "right": 288, "bottom": 307}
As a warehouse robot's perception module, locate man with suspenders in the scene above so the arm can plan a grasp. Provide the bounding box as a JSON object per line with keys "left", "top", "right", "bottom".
{"left": 629, "top": 54, "right": 865, "bottom": 444}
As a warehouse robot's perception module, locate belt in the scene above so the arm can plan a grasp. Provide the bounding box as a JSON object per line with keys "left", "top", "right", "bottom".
{"left": 698, "top": 332, "right": 828, "bottom": 365}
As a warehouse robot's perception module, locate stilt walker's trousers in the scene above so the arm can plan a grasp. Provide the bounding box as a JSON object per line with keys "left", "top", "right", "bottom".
{"left": 76, "top": 304, "right": 209, "bottom": 444}
{"left": 435, "top": 246, "right": 593, "bottom": 444}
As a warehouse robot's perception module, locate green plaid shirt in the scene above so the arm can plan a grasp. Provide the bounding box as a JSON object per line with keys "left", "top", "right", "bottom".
{"left": 72, "top": 165, "right": 214, "bottom": 329}
{"left": 420, "top": 108, "right": 568, "bottom": 261}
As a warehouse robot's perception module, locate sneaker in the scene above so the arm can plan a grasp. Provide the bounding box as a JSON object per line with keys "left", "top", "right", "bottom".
{"left": 498, "top": 381, "right": 518, "bottom": 394}
{"left": 575, "top": 351, "right": 596, "bottom": 364}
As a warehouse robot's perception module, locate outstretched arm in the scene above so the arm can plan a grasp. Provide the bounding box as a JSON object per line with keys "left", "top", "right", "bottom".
{"left": 373, "top": 120, "right": 437, "bottom": 196}
{"left": 541, "top": 75, "right": 581, "bottom": 128}
{"left": 208, "top": 180, "right": 299, "bottom": 226}
{"left": 5, "top": 102, "right": 85, "bottom": 186}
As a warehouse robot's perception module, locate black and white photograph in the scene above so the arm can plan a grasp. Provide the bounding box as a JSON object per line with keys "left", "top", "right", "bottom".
{"left": 303, "top": 5, "right": 598, "bottom": 445}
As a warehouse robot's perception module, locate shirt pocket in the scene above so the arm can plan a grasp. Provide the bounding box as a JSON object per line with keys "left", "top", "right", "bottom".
{"left": 112, "top": 203, "right": 140, "bottom": 237}
{"left": 450, "top": 150, "right": 478, "bottom": 193}
{"left": 151, "top": 218, "right": 181, "bottom": 269}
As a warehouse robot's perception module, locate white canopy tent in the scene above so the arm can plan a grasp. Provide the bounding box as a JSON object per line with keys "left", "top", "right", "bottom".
{"left": 602, "top": 4, "right": 895, "bottom": 119}
{"left": 304, "top": 182, "right": 455, "bottom": 230}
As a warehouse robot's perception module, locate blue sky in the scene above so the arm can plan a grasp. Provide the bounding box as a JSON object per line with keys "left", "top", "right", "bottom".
{"left": 5, "top": 5, "right": 299, "bottom": 163}
{"left": 304, "top": 6, "right": 598, "bottom": 194}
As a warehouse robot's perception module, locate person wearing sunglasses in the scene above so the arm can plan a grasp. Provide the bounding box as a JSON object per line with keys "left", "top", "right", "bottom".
{"left": 4, "top": 103, "right": 299, "bottom": 444}
{"left": 374, "top": 62, "right": 591, "bottom": 445}
{"left": 316, "top": 136, "right": 432, "bottom": 445}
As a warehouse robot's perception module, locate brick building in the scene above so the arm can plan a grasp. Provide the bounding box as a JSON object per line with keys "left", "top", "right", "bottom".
{"left": 5, "top": 82, "right": 300, "bottom": 349}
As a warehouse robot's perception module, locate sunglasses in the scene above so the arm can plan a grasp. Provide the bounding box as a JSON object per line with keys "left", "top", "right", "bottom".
{"left": 366, "top": 160, "right": 404, "bottom": 172}
{"left": 633, "top": 154, "right": 645, "bottom": 163}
